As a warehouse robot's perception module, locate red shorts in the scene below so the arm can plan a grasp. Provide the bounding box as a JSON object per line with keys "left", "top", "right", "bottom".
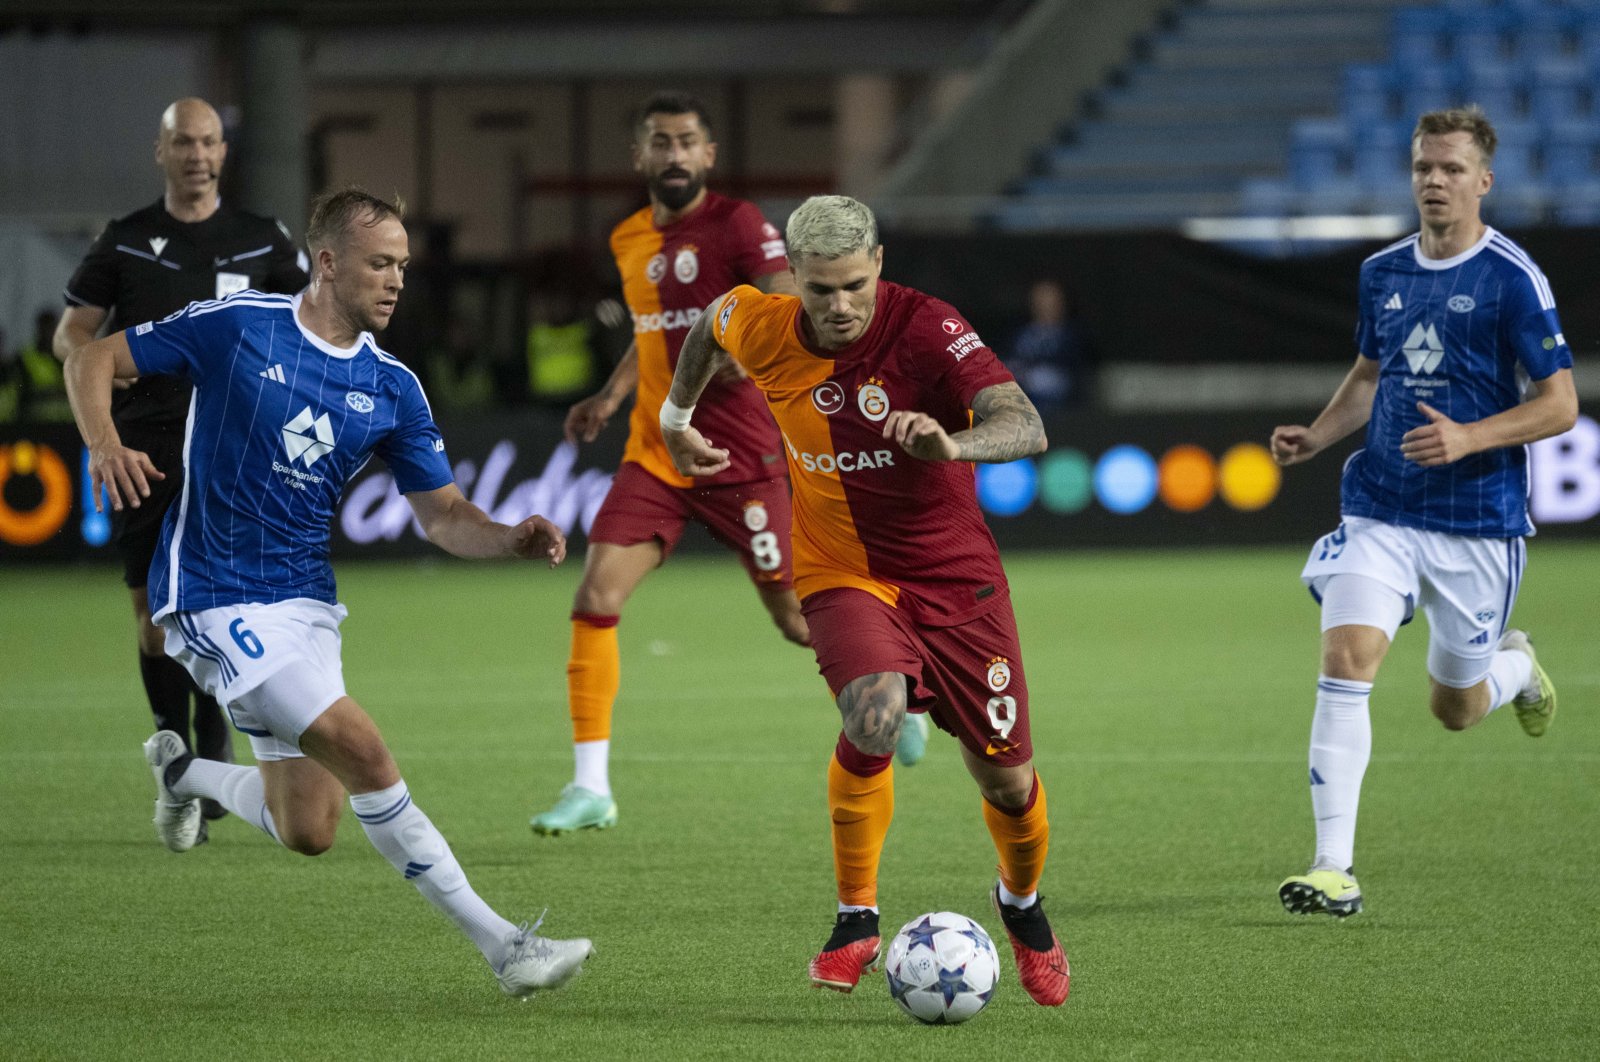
{"left": 802, "top": 587, "right": 1032, "bottom": 766}
{"left": 587, "top": 461, "right": 794, "bottom": 588}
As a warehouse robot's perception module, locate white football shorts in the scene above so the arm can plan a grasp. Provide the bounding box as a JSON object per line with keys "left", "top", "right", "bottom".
{"left": 161, "top": 598, "right": 349, "bottom": 761}
{"left": 1301, "top": 516, "right": 1526, "bottom": 688}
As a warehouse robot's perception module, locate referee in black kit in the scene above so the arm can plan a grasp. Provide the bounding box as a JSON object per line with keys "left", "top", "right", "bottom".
{"left": 54, "top": 98, "right": 307, "bottom": 825}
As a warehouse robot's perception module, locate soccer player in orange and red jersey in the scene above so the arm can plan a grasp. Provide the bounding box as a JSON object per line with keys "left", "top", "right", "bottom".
{"left": 661, "top": 195, "right": 1070, "bottom": 1007}
{"left": 529, "top": 92, "right": 818, "bottom": 836}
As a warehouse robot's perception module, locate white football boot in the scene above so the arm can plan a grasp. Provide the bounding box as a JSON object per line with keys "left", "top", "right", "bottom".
{"left": 143, "top": 730, "right": 202, "bottom": 853}
{"left": 496, "top": 915, "right": 594, "bottom": 998}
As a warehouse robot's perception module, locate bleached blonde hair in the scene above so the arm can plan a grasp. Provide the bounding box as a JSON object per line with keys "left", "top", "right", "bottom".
{"left": 785, "top": 195, "right": 879, "bottom": 260}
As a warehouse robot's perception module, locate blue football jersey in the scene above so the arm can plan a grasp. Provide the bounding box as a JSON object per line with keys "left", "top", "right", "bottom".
{"left": 1344, "top": 227, "right": 1572, "bottom": 538}
{"left": 126, "top": 291, "right": 454, "bottom": 618}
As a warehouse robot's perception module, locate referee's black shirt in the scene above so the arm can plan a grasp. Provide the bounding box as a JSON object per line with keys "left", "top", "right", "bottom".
{"left": 64, "top": 199, "right": 309, "bottom": 433}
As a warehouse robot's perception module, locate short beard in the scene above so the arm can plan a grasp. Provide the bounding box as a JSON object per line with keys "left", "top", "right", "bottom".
{"left": 650, "top": 172, "right": 705, "bottom": 212}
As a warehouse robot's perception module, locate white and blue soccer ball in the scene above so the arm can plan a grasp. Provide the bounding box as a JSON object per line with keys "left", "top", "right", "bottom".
{"left": 883, "top": 911, "right": 1000, "bottom": 1024}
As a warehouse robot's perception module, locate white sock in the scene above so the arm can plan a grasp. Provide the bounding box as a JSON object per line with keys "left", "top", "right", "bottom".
{"left": 837, "top": 903, "right": 878, "bottom": 915}
{"left": 1309, "top": 676, "right": 1373, "bottom": 872}
{"left": 1485, "top": 649, "right": 1535, "bottom": 712}
{"left": 573, "top": 740, "right": 610, "bottom": 797}
{"left": 173, "top": 759, "right": 281, "bottom": 844}
{"left": 997, "top": 883, "right": 1038, "bottom": 910}
{"left": 350, "top": 780, "right": 516, "bottom": 969}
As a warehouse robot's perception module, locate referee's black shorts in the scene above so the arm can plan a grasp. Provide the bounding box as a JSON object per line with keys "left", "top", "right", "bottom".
{"left": 111, "top": 428, "right": 185, "bottom": 589}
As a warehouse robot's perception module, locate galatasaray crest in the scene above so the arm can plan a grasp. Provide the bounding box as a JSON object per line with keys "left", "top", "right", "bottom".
{"left": 674, "top": 245, "right": 700, "bottom": 283}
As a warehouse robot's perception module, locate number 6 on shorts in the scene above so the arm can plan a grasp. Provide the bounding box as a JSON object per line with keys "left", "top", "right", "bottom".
{"left": 230, "top": 618, "right": 266, "bottom": 659}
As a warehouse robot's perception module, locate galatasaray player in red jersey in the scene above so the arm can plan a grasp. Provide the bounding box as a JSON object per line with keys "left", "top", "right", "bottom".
{"left": 662, "top": 195, "right": 1069, "bottom": 1007}
{"left": 529, "top": 95, "right": 928, "bottom": 836}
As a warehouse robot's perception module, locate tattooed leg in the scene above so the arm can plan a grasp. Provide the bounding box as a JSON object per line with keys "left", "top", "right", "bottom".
{"left": 836, "top": 671, "right": 908, "bottom": 757}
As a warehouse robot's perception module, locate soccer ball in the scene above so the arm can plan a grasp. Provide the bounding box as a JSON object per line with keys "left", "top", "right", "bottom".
{"left": 883, "top": 912, "right": 1000, "bottom": 1024}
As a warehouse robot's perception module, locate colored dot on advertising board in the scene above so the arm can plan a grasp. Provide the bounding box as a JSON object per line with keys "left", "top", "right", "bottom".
{"left": 1039, "top": 450, "right": 1092, "bottom": 514}
{"left": 1095, "top": 445, "right": 1158, "bottom": 515}
{"left": 975, "top": 459, "right": 1038, "bottom": 517}
{"left": 1158, "top": 445, "right": 1217, "bottom": 512}
{"left": 1218, "top": 443, "right": 1281, "bottom": 511}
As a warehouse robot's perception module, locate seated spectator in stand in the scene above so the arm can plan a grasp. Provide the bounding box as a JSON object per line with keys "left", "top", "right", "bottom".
{"left": 1010, "top": 280, "right": 1091, "bottom": 410}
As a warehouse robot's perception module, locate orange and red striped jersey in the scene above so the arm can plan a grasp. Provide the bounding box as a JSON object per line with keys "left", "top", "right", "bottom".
{"left": 609, "top": 192, "right": 789, "bottom": 488}
{"left": 713, "top": 280, "right": 1016, "bottom": 625}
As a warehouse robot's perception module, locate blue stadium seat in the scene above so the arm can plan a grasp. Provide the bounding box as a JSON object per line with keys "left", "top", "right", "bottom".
{"left": 1393, "top": 8, "right": 1451, "bottom": 65}
{"left": 1498, "top": 0, "right": 1562, "bottom": 16}
{"left": 1527, "top": 57, "right": 1590, "bottom": 123}
{"left": 1353, "top": 120, "right": 1413, "bottom": 187}
{"left": 1401, "top": 66, "right": 1463, "bottom": 120}
{"left": 1513, "top": 9, "right": 1581, "bottom": 63}
{"left": 1491, "top": 119, "right": 1541, "bottom": 184}
{"left": 1343, "top": 64, "right": 1397, "bottom": 125}
{"left": 1542, "top": 119, "right": 1599, "bottom": 184}
{"left": 1460, "top": 61, "right": 1524, "bottom": 120}
{"left": 1452, "top": 25, "right": 1510, "bottom": 70}
{"left": 1551, "top": 179, "right": 1600, "bottom": 224}
{"left": 1576, "top": 23, "right": 1600, "bottom": 67}
{"left": 1289, "top": 118, "right": 1352, "bottom": 188}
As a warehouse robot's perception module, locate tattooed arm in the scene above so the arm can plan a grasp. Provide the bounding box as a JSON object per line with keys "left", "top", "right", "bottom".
{"left": 881, "top": 381, "right": 1048, "bottom": 463}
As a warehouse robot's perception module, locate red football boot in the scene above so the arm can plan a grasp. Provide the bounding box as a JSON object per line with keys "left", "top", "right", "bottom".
{"left": 808, "top": 909, "right": 881, "bottom": 993}
{"left": 992, "top": 885, "right": 1070, "bottom": 1006}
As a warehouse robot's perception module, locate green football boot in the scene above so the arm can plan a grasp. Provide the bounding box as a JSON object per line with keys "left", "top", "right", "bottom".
{"left": 1279, "top": 867, "right": 1362, "bottom": 918}
{"left": 1499, "top": 629, "right": 1557, "bottom": 737}
{"left": 529, "top": 784, "right": 618, "bottom": 836}
{"left": 895, "top": 712, "right": 930, "bottom": 767}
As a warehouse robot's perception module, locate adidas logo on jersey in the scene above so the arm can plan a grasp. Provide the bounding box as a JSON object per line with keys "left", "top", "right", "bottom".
{"left": 259, "top": 364, "right": 287, "bottom": 384}
{"left": 282, "top": 406, "right": 335, "bottom": 467}
{"left": 1401, "top": 323, "right": 1444, "bottom": 374}
{"left": 1384, "top": 293, "right": 1403, "bottom": 311}
{"left": 1468, "top": 630, "right": 1490, "bottom": 645}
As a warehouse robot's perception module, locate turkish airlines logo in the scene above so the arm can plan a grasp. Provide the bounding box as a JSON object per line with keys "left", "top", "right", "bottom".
{"left": 283, "top": 406, "right": 335, "bottom": 467}
{"left": 942, "top": 318, "right": 964, "bottom": 335}
{"left": 812, "top": 381, "right": 845, "bottom": 415}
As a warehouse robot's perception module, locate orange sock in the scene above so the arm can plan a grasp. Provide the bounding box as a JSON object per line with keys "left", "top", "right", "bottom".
{"left": 982, "top": 772, "right": 1049, "bottom": 897}
{"left": 828, "top": 734, "right": 895, "bottom": 907}
{"left": 568, "top": 613, "right": 620, "bottom": 743}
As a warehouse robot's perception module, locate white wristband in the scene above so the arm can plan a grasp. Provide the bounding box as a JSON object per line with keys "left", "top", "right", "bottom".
{"left": 660, "top": 397, "right": 695, "bottom": 433}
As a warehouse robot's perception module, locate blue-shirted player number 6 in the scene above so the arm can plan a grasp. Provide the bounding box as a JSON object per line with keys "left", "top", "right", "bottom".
{"left": 229, "top": 618, "right": 266, "bottom": 659}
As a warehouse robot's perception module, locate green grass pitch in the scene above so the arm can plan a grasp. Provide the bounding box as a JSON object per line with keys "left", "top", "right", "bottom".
{"left": 4, "top": 544, "right": 1597, "bottom": 1060}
